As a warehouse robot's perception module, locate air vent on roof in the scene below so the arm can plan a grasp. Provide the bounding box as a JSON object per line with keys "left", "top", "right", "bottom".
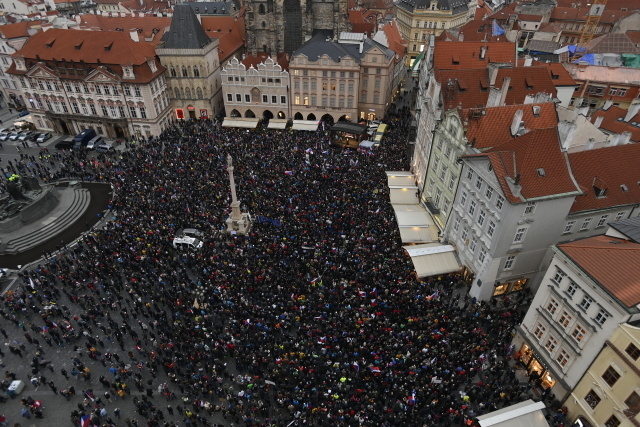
{"left": 532, "top": 105, "right": 541, "bottom": 116}
{"left": 616, "top": 117, "right": 623, "bottom": 121}
{"left": 75, "top": 41, "right": 83, "bottom": 50}
{"left": 537, "top": 168, "right": 546, "bottom": 177}
{"left": 621, "top": 184, "right": 628, "bottom": 192}
{"left": 104, "top": 42, "right": 114, "bottom": 52}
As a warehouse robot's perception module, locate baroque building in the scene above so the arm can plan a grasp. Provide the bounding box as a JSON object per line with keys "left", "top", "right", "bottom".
{"left": 244, "top": 0, "right": 350, "bottom": 55}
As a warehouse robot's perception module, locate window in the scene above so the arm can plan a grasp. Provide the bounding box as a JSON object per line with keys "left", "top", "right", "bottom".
{"left": 466, "top": 170, "right": 473, "bottom": 181}
{"left": 118, "top": 106, "right": 125, "bottom": 117}
{"left": 571, "top": 325, "right": 587, "bottom": 342}
{"left": 553, "top": 269, "right": 566, "bottom": 285}
{"left": 281, "top": 96, "right": 286, "bottom": 104}
{"left": 558, "top": 311, "right": 573, "bottom": 328}
{"left": 602, "top": 366, "right": 621, "bottom": 387}
{"left": 524, "top": 202, "right": 536, "bottom": 215}
{"left": 625, "top": 343, "right": 640, "bottom": 360}
{"left": 227, "top": 93, "right": 233, "bottom": 102}
{"left": 604, "top": 415, "right": 621, "bottom": 427}
{"left": 443, "top": 198, "right": 450, "bottom": 213}
{"left": 566, "top": 281, "right": 577, "bottom": 298}
{"left": 504, "top": 255, "right": 516, "bottom": 270}
{"left": 113, "top": 86, "right": 119, "bottom": 96}
{"left": 595, "top": 309, "right": 610, "bottom": 326}
{"left": 615, "top": 212, "right": 626, "bottom": 221}
{"left": 478, "top": 247, "right": 487, "bottom": 264}
{"left": 563, "top": 221, "right": 576, "bottom": 234}
{"left": 556, "top": 349, "right": 570, "bottom": 367}
{"left": 236, "top": 94, "right": 242, "bottom": 102}
{"left": 546, "top": 298, "right": 559, "bottom": 315}
{"left": 103, "top": 85, "right": 111, "bottom": 95}
{"left": 89, "top": 104, "right": 97, "bottom": 115}
{"left": 475, "top": 177, "right": 483, "bottom": 190}
{"left": 487, "top": 221, "right": 496, "bottom": 237}
{"left": 448, "top": 176, "right": 456, "bottom": 191}
{"left": 485, "top": 186, "right": 493, "bottom": 200}
{"left": 544, "top": 336, "right": 558, "bottom": 353}
{"left": 513, "top": 227, "right": 527, "bottom": 244}
{"left": 124, "top": 85, "right": 131, "bottom": 96}
{"left": 533, "top": 323, "right": 546, "bottom": 340}
{"left": 262, "top": 95, "right": 268, "bottom": 103}
{"left": 478, "top": 210, "right": 486, "bottom": 227}
{"left": 584, "top": 389, "right": 601, "bottom": 409}
{"left": 272, "top": 95, "right": 277, "bottom": 104}
{"left": 496, "top": 195, "right": 504, "bottom": 210}
{"left": 624, "top": 391, "right": 640, "bottom": 413}
{"left": 461, "top": 227, "right": 469, "bottom": 241}
{"left": 468, "top": 200, "right": 476, "bottom": 216}
{"left": 580, "top": 218, "right": 592, "bottom": 231}
{"left": 453, "top": 215, "right": 461, "bottom": 232}
{"left": 129, "top": 106, "right": 137, "bottom": 118}
{"left": 469, "top": 237, "right": 477, "bottom": 253}
{"left": 101, "top": 105, "right": 108, "bottom": 116}
{"left": 139, "top": 107, "right": 146, "bottom": 119}
{"left": 72, "top": 102, "right": 80, "bottom": 114}
{"left": 597, "top": 214, "right": 609, "bottom": 228}
{"left": 460, "top": 192, "right": 467, "bottom": 206}
{"left": 134, "top": 86, "right": 141, "bottom": 97}
{"left": 579, "top": 295, "right": 593, "bottom": 311}
{"left": 440, "top": 166, "right": 447, "bottom": 181}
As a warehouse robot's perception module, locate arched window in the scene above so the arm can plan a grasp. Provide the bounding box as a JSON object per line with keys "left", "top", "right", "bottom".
{"left": 185, "top": 87, "right": 192, "bottom": 99}
{"left": 193, "top": 66, "right": 200, "bottom": 77}
{"left": 174, "top": 87, "right": 180, "bottom": 99}
{"left": 170, "top": 67, "right": 177, "bottom": 77}
{"left": 258, "top": 4, "right": 265, "bottom": 14}
{"left": 182, "top": 67, "right": 188, "bottom": 77}
{"left": 196, "top": 87, "right": 203, "bottom": 99}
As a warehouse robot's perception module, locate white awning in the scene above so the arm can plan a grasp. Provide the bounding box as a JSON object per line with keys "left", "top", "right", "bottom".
{"left": 386, "top": 171, "right": 414, "bottom": 188}
{"left": 403, "top": 243, "right": 461, "bottom": 278}
{"left": 393, "top": 205, "right": 439, "bottom": 243}
{"left": 399, "top": 226, "right": 439, "bottom": 243}
{"left": 222, "top": 118, "right": 259, "bottom": 128}
{"left": 389, "top": 187, "right": 419, "bottom": 204}
{"left": 267, "top": 119, "right": 288, "bottom": 129}
{"left": 359, "top": 140, "right": 375, "bottom": 149}
{"left": 292, "top": 120, "right": 319, "bottom": 131}
{"left": 477, "top": 400, "right": 549, "bottom": 427}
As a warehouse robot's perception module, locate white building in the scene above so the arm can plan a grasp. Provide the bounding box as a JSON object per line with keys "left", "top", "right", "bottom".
{"left": 513, "top": 218, "right": 640, "bottom": 400}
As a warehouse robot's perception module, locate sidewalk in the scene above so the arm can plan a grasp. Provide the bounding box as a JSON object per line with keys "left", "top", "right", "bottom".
{"left": 0, "top": 105, "right": 23, "bottom": 128}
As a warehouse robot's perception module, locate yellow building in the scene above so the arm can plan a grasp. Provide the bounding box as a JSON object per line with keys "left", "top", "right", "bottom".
{"left": 394, "top": 0, "right": 475, "bottom": 66}
{"left": 565, "top": 322, "right": 640, "bottom": 427}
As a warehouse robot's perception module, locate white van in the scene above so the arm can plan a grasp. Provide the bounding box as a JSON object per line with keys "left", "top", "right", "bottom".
{"left": 86, "top": 135, "right": 103, "bottom": 150}
{"left": 172, "top": 236, "right": 203, "bottom": 250}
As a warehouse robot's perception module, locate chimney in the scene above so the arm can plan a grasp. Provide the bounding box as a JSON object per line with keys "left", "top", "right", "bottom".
{"left": 130, "top": 30, "right": 139, "bottom": 42}
{"left": 602, "top": 99, "right": 613, "bottom": 110}
{"left": 510, "top": 109, "right": 524, "bottom": 136}
{"left": 498, "top": 76, "right": 511, "bottom": 106}
{"left": 586, "top": 138, "right": 596, "bottom": 150}
{"left": 487, "top": 87, "right": 501, "bottom": 107}
{"left": 593, "top": 116, "right": 604, "bottom": 128}
{"left": 619, "top": 131, "right": 632, "bottom": 145}
{"left": 624, "top": 102, "right": 640, "bottom": 122}
{"left": 524, "top": 56, "right": 533, "bottom": 67}
{"left": 489, "top": 63, "right": 499, "bottom": 86}
{"left": 480, "top": 45, "right": 487, "bottom": 59}
{"left": 523, "top": 94, "right": 535, "bottom": 104}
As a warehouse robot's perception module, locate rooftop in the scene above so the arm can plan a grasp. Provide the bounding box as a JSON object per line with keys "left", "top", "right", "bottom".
{"left": 586, "top": 33, "right": 640, "bottom": 55}
{"left": 200, "top": 15, "right": 245, "bottom": 62}
{"left": 433, "top": 40, "right": 516, "bottom": 71}
{"left": 608, "top": 217, "right": 640, "bottom": 244}
{"left": 533, "top": 61, "right": 577, "bottom": 87}
{"left": 161, "top": 4, "right": 211, "bottom": 49}
{"left": 77, "top": 14, "right": 170, "bottom": 46}
{"left": 563, "top": 63, "right": 640, "bottom": 85}
{"left": 394, "top": 0, "right": 469, "bottom": 15}
{"left": 568, "top": 143, "right": 640, "bottom": 213}
{"left": 558, "top": 235, "right": 640, "bottom": 308}
{"left": 241, "top": 52, "right": 289, "bottom": 71}
{"left": 590, "top": 105, "right": 640, "bottom": 143}
{"left": 550, "top": 7, "right": 633, "bottom": 24}
{"left": 0, "top": 20, "right": 47, "bottom": 39}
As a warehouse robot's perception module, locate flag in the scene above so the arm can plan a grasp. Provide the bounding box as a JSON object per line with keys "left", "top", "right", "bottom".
{"left": 29, "top": 278, "right": 35, "bottom": 289}
{"left": 370, "top": 366, "right": 381, "bottom": 373}
{"left": 408, "top": 391, "right": 416, "bottom": 405}
{"left": 358, "top": 291, "right": 367, "bottom": 297}
{"left": 492, "top": 20, "right": 505, "bottom": 36}
{"left": 284, "top": 171, "right": 293, "bottom": 175}
{"left": 80, "top": 415, "right": 91, "bottom": 427}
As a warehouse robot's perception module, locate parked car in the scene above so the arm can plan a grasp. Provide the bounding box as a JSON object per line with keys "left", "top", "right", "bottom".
{"left": 36, "top": 132, "right": 52, "bottom": 143}
{"left": 172, "top": 236, "right": 203, "bottom": 251}
{"left": 55, "top": 138, "right": 74, "bottom": 150}
{"left": 0, "top": 133, "right": 10, "bottom": 141}
{"left": 8, "top": 131, "right": 23, "bottom": 141}
{"left": 16, "top": 110, "right": 30, "bottom": 117}
{"left": 95, "top": 143, "right": 114, "bottom": 153}
{"left": 176, "top": 228, "right": 204, "bottom": 240}
{"left": 18, "top": 131, "right": 34, "bottom": 142}
{"left": 86, "top": 135, "right": 103, "bottom": 150}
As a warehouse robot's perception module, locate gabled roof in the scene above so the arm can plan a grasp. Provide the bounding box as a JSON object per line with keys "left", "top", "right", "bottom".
{"left": 550, "top": 7, "right": 633, "bottom": 24}
{"left": 12, "top": 28, "right": 157, "bottom": 64}
{"left": 0, "top": 20, "right": 46, "bottom": 39}
{"left": 517, "top": 14, "right": 544, "bottom": 21}
{"left": 487, "top": 2, "right": 517, "bottom": 21}
{"left": 453, "top": 20, "right": 510, "bottom": 42}
{"left": 395, "top": 0, "right": 468, "bottom": 15}
{"left": 533, "top": 61, "right": 577, "bottom": 87}
{"left": 241, "top": 52, "right": 289, "bottom": 71}
{"left": 433, "top": 40, "right": 516, "bottom": 71}
{"left": 376, "top": 19, "right": 406, "bottom": 59}
{"left": 438, "top": 66, "right": 557, "bottom": 110}
{"left": 161, "top": 4, "right": 211, "bottom": 49}
{"left": 77, "top": 14, "right": 170, "bottom": 46}
{"left": 590, "top": 106, "right": 640, "bottom": 143}
{"left": 537, "top": 22, "right": 562, "bottom": 33}
{"left": 568, "top": 143, "right": 640, "bottom": 213}
{"left": 292, "top": 33, "right": 358, "bottom": 63}
{"left": 200, "top": 15, "right": 245, "bottom": 62}
{"left": 558, "top": 235, "right": 640, "bottom": 308}
{"left": 609, "top": 217, "right": 640, "bottom": 244}
{"left": 349, "top": 10, "right": 376, "bottom": 36}
{"left": 464, "top": 128, "right": 579, "bottom": 203}
{"left": 462, "top": 102, "right": 558, "bottom": 150}
{"left": 586, "top": 33, "right": 640, "bottom": 55}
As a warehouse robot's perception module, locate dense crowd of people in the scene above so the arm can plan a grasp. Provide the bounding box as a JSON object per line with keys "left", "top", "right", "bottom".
{"left": 0, "top": 116, "right": 547, "bottom": 426}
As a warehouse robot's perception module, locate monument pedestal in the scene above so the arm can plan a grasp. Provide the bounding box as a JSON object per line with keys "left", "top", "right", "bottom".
{"left": 225, "top": 201, "right": 252, "bottom": 235}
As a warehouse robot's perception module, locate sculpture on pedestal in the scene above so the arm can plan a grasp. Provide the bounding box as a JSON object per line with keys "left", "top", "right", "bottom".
{"left": 225, "top": 155, "right": 252, "bottom": 235}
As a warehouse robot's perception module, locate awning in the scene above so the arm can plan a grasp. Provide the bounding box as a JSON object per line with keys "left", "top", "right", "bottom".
{"left": 403, "top": 243, "right": 461, "bottom": 277}
{"left": 359, "top": 140, "right": 375, "bottom": 149}
{"left": 476, "top": 400, "right": 549, "bottom": 427}
{"left": 222, "top": 118, "right": 259, "bottom": 128}
{"left": 374, "top": 133, "right": 383, "bottom": 142}
{"left": 393, "top": 204, "right": 439, "bottom": 243}
{"left": 377, "top": 123, "right": 388, "bottom": 133}
{"left": 267, "top": 119, "right": 288, "bottom": 129}
{"left": 389, "top": 187, "right": 419, "bottom": 204}
{"left": 292, "top": 120, "right": 319, "bottom": 131}
{"left": 386, "top": 171, "right": 414, "bottom": 188}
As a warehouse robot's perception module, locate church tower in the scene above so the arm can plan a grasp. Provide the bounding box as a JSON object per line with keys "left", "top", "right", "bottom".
{"left": 245, "top": 0, "right": 349, "bottom": 55}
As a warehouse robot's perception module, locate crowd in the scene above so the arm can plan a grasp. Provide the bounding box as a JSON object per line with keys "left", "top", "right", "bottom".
{"left": 0, "top": 116, "right": 543, "bottom": 426}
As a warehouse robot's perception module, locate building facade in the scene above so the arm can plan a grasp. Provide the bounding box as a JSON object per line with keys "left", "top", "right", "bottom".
{"left": 157, "top": 5, "right": 222, "bottom": 120}
{"left": 564, "top": 322, "right": 640, "bottom": 427}
{"left": 8, "top": 28, "right": 172, "bottom": 139}
{"left": 244, "top": 0, "right": 349, "bottom": 55}
{"left": 221, "top": 54, "right": 290, "bottom": 120}
{"left": 513, "top": 229, "right": 640, "bottom": 401}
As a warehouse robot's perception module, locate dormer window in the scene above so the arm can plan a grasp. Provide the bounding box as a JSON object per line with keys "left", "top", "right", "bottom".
{"left": 621, "top": 184, "right": 628, "bottom": 192}
{"left": 594, "top": 185, "right": 607, "bottom": 198}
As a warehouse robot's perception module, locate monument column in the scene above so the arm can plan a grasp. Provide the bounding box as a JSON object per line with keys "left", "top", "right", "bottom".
{"left": 225, "top": 154, "right": 252, "bottom": 234}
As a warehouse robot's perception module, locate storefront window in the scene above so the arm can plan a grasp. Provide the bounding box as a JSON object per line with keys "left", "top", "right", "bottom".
{"left": 511, "top": 278, "right": 528, "bottom": 292}
{"left": 494, "top": 282, "right": 509, "bottom": 296}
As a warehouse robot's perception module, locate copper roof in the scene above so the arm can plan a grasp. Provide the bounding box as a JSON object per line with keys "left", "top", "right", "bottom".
{"left": 558, "top": 235, "right": 640, "bottom": 308}
{"left": 568, "top": 143, "right": 640, "bottom": 213}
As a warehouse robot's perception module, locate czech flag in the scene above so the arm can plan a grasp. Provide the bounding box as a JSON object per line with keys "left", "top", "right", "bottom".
{"left": 284, "top": 171, "right": 293, "bottom": 175}
{"left": 80, "top": 414, "right": 91, "bottom": 427}
{"left": 370, "top": 366, "right": 381, "bottom": 373}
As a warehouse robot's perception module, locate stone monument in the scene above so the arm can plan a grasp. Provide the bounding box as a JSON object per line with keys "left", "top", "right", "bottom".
{"left": 225, "top": 154, "right": 252, "bottom": 235}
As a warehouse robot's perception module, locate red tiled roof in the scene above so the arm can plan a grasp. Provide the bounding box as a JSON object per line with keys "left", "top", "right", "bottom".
{"left": 455, "top": 20, "right": 510, "bottom": 43}
{"left": 532, "top": 61, "right": 578, "bottom": 87}
{"left": 381, "top": 19, "right": 406, "bottom": 58}
{"left": 13, "top": 28, "right": 158, "bottom": 64}
{"left": 474, "top": 0, "right": 493, "bottom": 20}
{"left": 241, "top": 52, "right": 289, "bottom": 71}
{"left": 462, "top": 102, "right": 558, "bottom": 150}
{"left": 438, "top": 66, "right": 557, "bottom": 110}
{"left": 555, "top": 0, "right": 640, "bottom": 11}
{"left": 550, "top": 7, "right": 632, "bottom": 24}
{"left": 537, "top": 22, "right": 562, "bottom": 33}
{"left": 77, "top": 14, "right": 171, "bottom": 46}
{"left": 201, "top": 15, "right": 245, "bottom": 62}
{"left": 627, "top": 31, "right": 640, "bottom": 46}
{"left": 517, "top": 14, "right": 544, "bottom": 21}
{"left": 487, "top": 3, "right": 516, "bottom": 21}
{"left": 568, "top": 143, "right": 640, "bottom": 213}
{"left": 433, "top": 40, "right": 516, "bottom": 71}
{"left": 558, "top": 235, "right": 640, "bottom": 307}
{"left": 349, "top": 10, "right": 376, "bottom": 36}
{"left": 590, "top": 105, "right": 640, "bottom": 143}
{"left": 0, "top": 20, "right": 47, "bottom": 39}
